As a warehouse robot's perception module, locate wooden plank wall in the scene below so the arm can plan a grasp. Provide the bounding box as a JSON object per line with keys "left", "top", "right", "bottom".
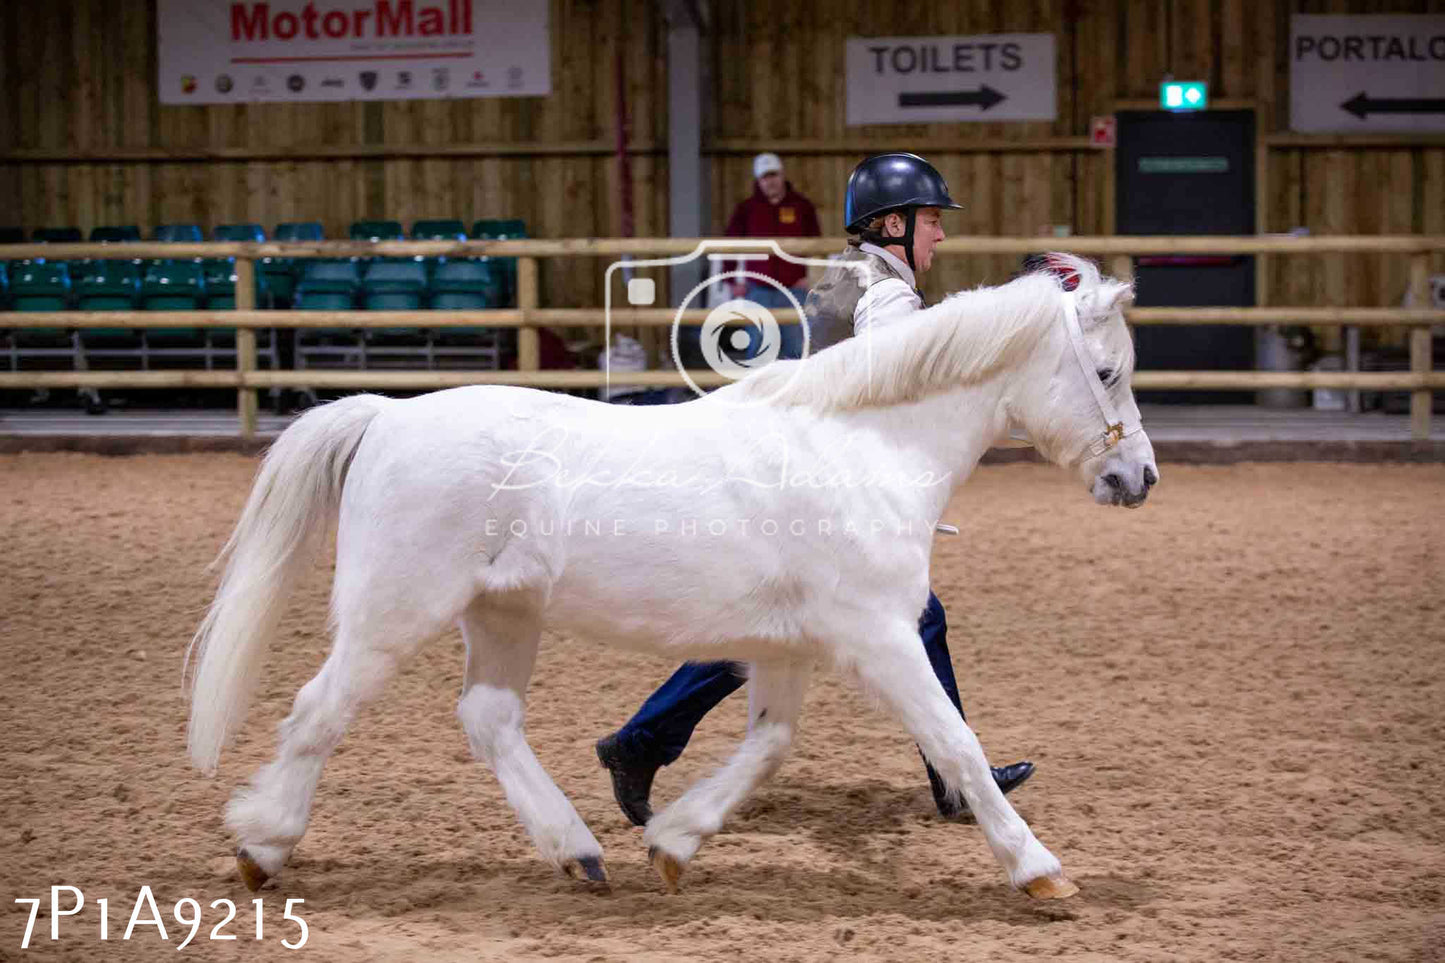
{"left": 1, "top": 0, "right": 1442, "bottom": 320}
{"left": 0, "top": 0, "right": 668, "bottom": 309}
{"left": 707, "top": 0, "right": 1445, "bottom": 326}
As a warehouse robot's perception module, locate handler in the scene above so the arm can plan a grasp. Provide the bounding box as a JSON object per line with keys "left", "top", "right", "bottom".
{"left": 596, "top": 152, "right": 1035, "bottom": 825}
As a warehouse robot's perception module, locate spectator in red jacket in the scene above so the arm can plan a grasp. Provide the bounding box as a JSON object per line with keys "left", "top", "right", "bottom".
{"left": 723, "top": 153, "right": 821, "bottom": 359}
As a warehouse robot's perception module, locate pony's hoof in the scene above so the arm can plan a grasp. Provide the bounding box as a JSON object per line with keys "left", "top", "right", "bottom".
{"left": 1023, "top": 874, "right": 1079, "bottom": 900}
{"left": 648, "top": 846, "right": 684, "bottom": 894}
{"left": 236, "top": 849, "right": 270, "bottom": 892}
{"left": 563, "top": 855, "right": 610, "bottom": 884}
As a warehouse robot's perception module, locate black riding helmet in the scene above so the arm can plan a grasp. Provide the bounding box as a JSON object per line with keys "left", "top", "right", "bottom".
{"left": 844, "top": 152, "right": 963, "bottom": 272}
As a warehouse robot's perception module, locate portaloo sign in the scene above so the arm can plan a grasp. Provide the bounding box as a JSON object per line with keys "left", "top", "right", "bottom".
{"left": 846, "top": 34, "right": 1056, "bottom": 125}
{"left": 1290, "top": 14, "right": 1445, "bottom": 132}
{"left": 158, "top": 0, "right": 550, "bottom": 104}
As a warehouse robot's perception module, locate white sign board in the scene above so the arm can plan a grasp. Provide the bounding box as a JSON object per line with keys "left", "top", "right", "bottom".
{"left": 846, "top": 34, "right": 1056, "bottom": 125}
{"left": 1290, "top": 15, "right": 1445, "bottom": 132}
{"left": 157, "top": 0, "right": 550, "bottom": 104}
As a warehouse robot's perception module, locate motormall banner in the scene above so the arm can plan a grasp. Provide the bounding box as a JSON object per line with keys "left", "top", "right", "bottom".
{"left": 158, "top": 0, "right": 550, "bottom": 104}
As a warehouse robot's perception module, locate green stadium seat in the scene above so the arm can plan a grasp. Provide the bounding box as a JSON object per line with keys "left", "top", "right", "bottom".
{"left": 349, "top": 220, "right": 405, "bottom": 241}
{"left": 429, "top": 258, "right": 497, "bottom": 310}
{"left": 427, "top": 257, "right": 503, "bottom": 366}
{"left": 300, "top": 261, "right": 361, "bottom": 288}
{"left": 295, "top": 258, "right": 364, "bottom": 369}
{"left": 214, "top": 224, "right": 265, "bottom": 243}
{"left": 410, "top": 219, "right": 468, "bottom": 286}
{"left": 8, "top": 261, "right": 75, "bottom": 366}
{"left": 147, "top": 227, "right": 205, "bottom": 308}
{"left": 154, "top": 224, "right": 204, "bottom": 243}
{"left": 470, "top": 219, "right": 526, "bottom": 306}
{"left": 33, "top": 227, "right": 82, "bottom": 243}
{"left": 23, "top": 228, "right": 84, "bottom": 282}
{"left": 412, "top": 219, "right": 467, "bottom": 240}
{"left": 197, "top": 241, "right": 274, "bottom": 369}
{"left": 10, "top": 261, "right": 71, "bottom": 311}
{"left": 0, "top": 260, "right": 9, "bottom": 308}
{"left": 259, "top": 268, "right": 295, "bottom": 308}
{"left": 293, "top": 290, "right": 354, "bottom": 311}
{"left": 263, "top": 222, "right": 322, "bottom": 307}
{"left": 360, "top": 261, "right": 427, "bottom": 350}
{"left": 349, "top": 221, "right": 411, "bottom": 273}
{"left": 295, "top": 260, "right": 359, "bottom": 309}
{"left": 76, "top": 260, "right": 140, "bottom": 311}
{"left": 275, "top": 221, "right": 324, "bottom": 242}
{"left": 140, "top": 262, "right": 206, "bottom": 355}
{"left": 206, "top": 226, "right": 269, "bottom": 310}
{"left": 75, "top": 258, "right": 144, "bottom": 355}
{"left": 140, "top": 260, "right": 205, "bottom": 312}
{"left": 362, "top": 260, "right": 427, "bottom": 311}
{"left": 471, "top": 218, "right": 527, "bottom": 238}
{"left": 89, "top": 226, "right": 142, "bottom": 243}
{"left": 201, "top": 259, "right": 270, "bottom": 310}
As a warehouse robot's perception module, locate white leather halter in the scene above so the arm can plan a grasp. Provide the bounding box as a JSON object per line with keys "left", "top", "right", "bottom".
{"left": 1062, "top": 292, "right": 1142, "bottom": 465}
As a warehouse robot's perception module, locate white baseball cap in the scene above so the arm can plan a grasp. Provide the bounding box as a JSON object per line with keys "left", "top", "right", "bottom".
{"left": 753, "top": 152, "right": 783, "bottom": 180}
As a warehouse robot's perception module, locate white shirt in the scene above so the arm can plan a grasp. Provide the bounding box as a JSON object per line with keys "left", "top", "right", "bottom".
{"left": 853, "top": 243, "right": 923, "bottom": 335}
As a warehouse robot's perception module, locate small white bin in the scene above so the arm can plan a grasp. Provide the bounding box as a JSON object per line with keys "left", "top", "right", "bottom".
{"left": 1309, "top": 356, "right": 1346, "bottom": 411}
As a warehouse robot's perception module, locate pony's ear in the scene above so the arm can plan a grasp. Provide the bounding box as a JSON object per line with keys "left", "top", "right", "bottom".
{"left": 1078, "top": 280, "right": 1134, "bottom": 327}
{"left": 1104, "top": 279, "right": 1135, "bottom": 313}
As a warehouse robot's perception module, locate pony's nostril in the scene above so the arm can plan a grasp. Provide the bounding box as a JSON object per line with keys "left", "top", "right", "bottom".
{"left": 1143, "top": 466, "right": 1158, "bottom": 488}
{"left": 1102, "top": 473, "right": 1122, "bottom": 491}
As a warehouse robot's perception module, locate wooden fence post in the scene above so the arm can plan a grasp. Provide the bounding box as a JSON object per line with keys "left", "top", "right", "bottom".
{"left": 234, "top": 256, "right": 258, "bottom": 438}
{"left": 1111, "top": 255, "right": 1132, "bottom": 284}
{"left": 517, "top": 256, "right": 540, "bottom": 372}
{"left": 1410, "top": 252, "right": 1432, "bottom": 441}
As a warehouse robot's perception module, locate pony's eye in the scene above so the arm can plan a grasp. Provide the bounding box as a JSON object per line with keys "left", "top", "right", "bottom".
{"left": 1096, "top": 368, "right": 1115, "bottom": 384}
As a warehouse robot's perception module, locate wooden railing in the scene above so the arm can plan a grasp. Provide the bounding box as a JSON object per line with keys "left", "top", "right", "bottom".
{"left": 1, "top": 236, "right": 1441, "bottom": 440}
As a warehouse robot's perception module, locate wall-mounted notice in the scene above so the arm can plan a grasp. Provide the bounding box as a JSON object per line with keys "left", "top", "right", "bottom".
{"left": 1291, "top": 15, "right": 1445, "bottom": 132}
{"left": 846, "top": 34, "right": 1056, "bottom": 125}
{"left": 158, "top": 0, "right": 550, "bottom": 104}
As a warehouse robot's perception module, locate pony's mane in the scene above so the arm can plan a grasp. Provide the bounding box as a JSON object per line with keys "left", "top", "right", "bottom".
{"left": 731, "top": 253, "right": 1127, "bottom": 412}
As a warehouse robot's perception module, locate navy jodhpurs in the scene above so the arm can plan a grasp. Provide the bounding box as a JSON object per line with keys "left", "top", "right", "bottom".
{"left": 609, "top": 592, "right": 965, "bottom": 767}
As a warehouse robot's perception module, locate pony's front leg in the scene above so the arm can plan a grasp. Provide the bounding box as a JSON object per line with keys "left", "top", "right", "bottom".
{"left": 456, "top": 596, "right": 607, "bottom": 883}
{"left": 643, "top": 660, "right": 811, "bottom": 892}
{"left": 841, "top": 622, "right": 1076, "bottom": 900}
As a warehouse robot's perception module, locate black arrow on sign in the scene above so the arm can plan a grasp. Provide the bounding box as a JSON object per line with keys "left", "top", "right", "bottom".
{"left": 1342, "top": 91, "right": 1445, "bottom": 119}
{"left": 899, "top": 85, "right": 1006, "bottom": 111}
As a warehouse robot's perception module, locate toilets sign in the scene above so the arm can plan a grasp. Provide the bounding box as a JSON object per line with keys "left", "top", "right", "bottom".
{"left": 1291, "top": 15, "right": 1445, "bottom": 132}
{"left": 846, "top": 34, "right": 1056, "bottom": 125}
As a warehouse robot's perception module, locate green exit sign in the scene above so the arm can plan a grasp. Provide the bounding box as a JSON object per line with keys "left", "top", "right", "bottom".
{"left": 1160, "top": 81, "right": 1208, "bottom": 112}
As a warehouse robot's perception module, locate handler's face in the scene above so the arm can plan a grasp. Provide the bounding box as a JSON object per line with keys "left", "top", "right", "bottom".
{"left": 912, "top": 207, "right": 945, "bottom": 274}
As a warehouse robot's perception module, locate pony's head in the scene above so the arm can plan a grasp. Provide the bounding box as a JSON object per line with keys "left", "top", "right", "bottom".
{"left": 1007, "top": 254, "right": 1158, "bottom": 508}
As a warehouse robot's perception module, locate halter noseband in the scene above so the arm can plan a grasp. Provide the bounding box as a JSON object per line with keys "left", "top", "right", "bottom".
{"left": 1061, "top": 292, "right": 1141, "bottom": 465}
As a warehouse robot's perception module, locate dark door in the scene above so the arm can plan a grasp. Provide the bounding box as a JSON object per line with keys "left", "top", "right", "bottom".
{"left": 1117, "top": 109, "right": 1255, "bottom": 403}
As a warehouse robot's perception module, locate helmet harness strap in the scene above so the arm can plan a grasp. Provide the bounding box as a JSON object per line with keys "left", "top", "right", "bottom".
{"left": 895, "top": 207, "right": 917, "bottom": 273}
{"left": 860, "top": 207, "right": 918, "bottom": 273}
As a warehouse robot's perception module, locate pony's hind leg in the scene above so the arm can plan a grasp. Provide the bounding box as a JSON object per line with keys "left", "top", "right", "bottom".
{"left": 227, "top": 549, "right": 469, "bottom": 890}
{"left": 644, "top": 660, "right": 811, "bottom": 892}
{"left": 227, "top": 639, "right": 407, "bottom": 890}
{"left": 841, "top": 622, "right": 1075, "bottom": 899}
{"left": 455, "top": 595, "right": 607, "bottom": 883}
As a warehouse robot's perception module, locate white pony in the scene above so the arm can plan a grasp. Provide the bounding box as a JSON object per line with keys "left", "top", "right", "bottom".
{"left": 188, "top": 254, "right": 1156, "bottom": 901}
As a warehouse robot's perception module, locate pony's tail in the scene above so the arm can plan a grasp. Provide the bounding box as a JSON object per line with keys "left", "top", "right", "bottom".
{"left": 186, "top": 394, "right": 391, "bottom": 775}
